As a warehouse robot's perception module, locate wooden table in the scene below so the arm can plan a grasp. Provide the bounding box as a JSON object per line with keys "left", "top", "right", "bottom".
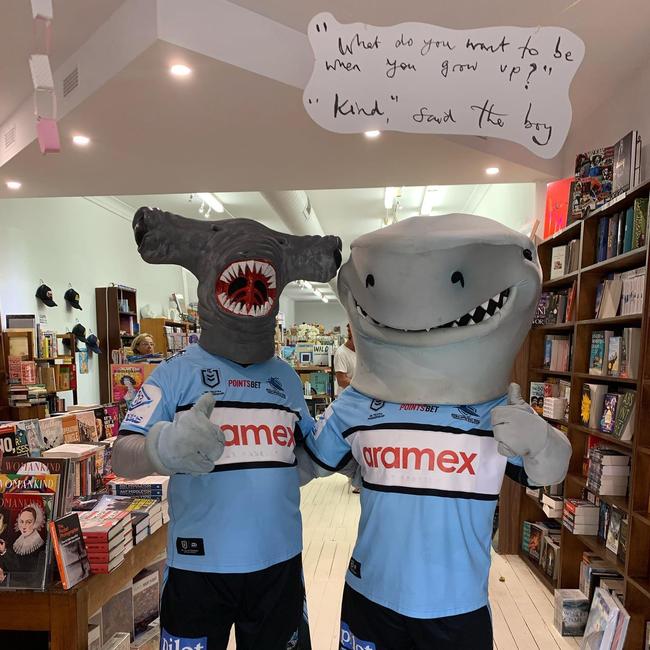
{"left": 0, "top": 525, "right": 167, "bottom": 649}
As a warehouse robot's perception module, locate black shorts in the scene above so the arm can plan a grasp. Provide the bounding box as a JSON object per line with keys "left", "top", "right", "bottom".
{"left": 340, "top": 584, "right": 492, "bottom": 650}
{"left": 160, "top": 553, "right": 311, "bottom": 650}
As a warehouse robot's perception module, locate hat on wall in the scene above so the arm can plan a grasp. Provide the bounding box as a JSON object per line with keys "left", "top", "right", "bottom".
{"left": 64, "top": 288, "right": 82, "bottom": 310}
{"left": 35, "top": 283, "right": 57, "bottom": 307}
{"left": 71, "top": 323, "right": 87, "bottom": 343}
{"left": 86, "top": 334, "right": 102, "bottom": 354}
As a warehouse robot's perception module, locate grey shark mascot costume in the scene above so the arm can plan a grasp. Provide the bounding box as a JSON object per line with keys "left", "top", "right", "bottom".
{"left": 112, "top": 207, "right": 341, "bottom": 650}
{"left": 303, "top": 214, "right": 571, "bottom": 650}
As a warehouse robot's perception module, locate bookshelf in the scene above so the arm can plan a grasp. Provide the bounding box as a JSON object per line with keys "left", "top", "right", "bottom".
{"left": 95, "top": 286, "right": 139, "bottom": 403}
{"left": 139, "top": 317, "right": 196, "bottom": 357}
{"left": 509, "top": 178, "right": 650, "bottom": 648}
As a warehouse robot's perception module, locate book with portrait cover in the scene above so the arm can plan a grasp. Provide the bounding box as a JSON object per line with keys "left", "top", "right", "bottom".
{"left": 0, "top": 491, "right": 54, "bottom": 590}
{"left": 50, "top": 513, "right": 90, "bottom": 589}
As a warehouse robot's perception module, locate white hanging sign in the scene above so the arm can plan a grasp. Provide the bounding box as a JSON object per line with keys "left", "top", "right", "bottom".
{"left": 303, "top": 13, "right": 584, "bottom": 159}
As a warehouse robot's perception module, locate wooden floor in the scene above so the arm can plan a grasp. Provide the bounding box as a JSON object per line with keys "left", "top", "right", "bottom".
{"left": 228, "top": 474, "right": 583, "bottom": 650}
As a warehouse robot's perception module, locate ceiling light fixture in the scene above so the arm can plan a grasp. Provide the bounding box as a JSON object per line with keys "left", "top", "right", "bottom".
{"left": 485, "top": 167, "right": 500, "bottom": 176}
{"left": 198, "top": 201, "right": 205, "bottom": 215}
{"left": 364, "top": 130, "right": 381, "bottom": 138}
{"left": 205, "top": 207, "right": 212, "bottom": 219}
{"left": 384, "top": 187, "right": 398, "bottom": 210}
{"left": 197, "top": 192, "right": 224, "bottom": 213}
{"left": 420, "top": 186, "right": 444, "bottom": 216}
{"left": 72, "top": 134, "right": 90, "bottom": 146}
{"left": 170, "top": 64, "right": 192, "bottom": 77}
{"left": 322, "top": 296, "right": 329, "bottom": 303}
{"left": 6, "top": 180, "right": 22, "bottom": 190}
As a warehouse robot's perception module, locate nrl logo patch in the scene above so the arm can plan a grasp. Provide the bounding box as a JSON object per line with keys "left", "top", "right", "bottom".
{"left": 130, "top": 387, "right": 152, "bottom": 410}
{"left": 201, "top": 368, "right": 221, "bottom": 388}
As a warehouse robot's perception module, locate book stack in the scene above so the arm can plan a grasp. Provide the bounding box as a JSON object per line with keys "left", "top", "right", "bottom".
{"left": 543, "top": 335, "right": 571, "bottom": 372}
{"left": 587, "top": 448, "right": 630, "bottom": 497}
{"left": 43, "top": 443, "right": 102, "bottom": 497}
{"left": 93, "top": 494, "right": 163, "bottom": 545}
{"left": 563, "top": 499, "right": 599, "bottom": 536}
{"left": 7, "top": 383, "right": 48, "bottom": 408}
{"left": 541, "top": 493, "right": 564, "bottom": 519}
{"left": 550, "top": 240, "right": 580, "bottom": 279}
{"left": 534, "top": 284, "right": 577, "bottom": 326}
{"left": 579, "top": 552, "right": 622, "bottom": 600}
{"left": 78, "top": 510, "right": 131, "bottom": 574}
{"left": 108, "top": 476, "right": 169, "bottom": 528}
{"left": 554, "top": 589, "right": 589, "bottom": 637}
{"left": 583, "top": 587, "right": 630, "bottom": 649}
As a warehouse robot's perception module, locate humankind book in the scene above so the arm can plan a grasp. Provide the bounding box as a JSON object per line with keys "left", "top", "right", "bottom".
{"left": 0, "top": 491, "right": 54, "bottom": 590}
{"left": 50, "top": 513, "right": 91, "bottom": 589}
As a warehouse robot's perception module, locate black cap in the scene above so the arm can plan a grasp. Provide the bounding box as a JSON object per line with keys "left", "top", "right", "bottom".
{"left": 86, "top": 334, "right": 102, "bottom": 354}
{"left": 35, "top": 284, "right": 57, "bottom": 307}
{"left": 71, "top": 323, "right": 87, "bottom": 342}
{"left": 64, "top": 288, "right": 82, "bottom": 310}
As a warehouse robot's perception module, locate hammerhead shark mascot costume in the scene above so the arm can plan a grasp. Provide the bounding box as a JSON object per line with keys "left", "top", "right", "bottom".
{"left": 112, "top": 207, "right": 341, "bottom": 650}
{"left": 303, "top": 214, "right": 571, "bottom": 650}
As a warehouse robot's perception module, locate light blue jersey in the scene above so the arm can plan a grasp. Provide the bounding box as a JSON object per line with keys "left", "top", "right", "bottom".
{"left": 305, "top": 387, "right": 524, "bottom": 619}
{"left": 119, "top": 344, "right": 314, "bottom": 573}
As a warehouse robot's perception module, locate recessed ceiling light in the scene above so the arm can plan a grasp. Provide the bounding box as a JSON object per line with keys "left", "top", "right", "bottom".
{"left": 364, "top": 130, "right": 381, "bottom": 138}
{"left": 170, "top": 64, "right": 192, "bottom": 77}
{"left": 72, "top": 135, "right": 90, "bottom": 146}
{"left": 6, "top": 180, "right": 21, "bottom": 190}
{"left": 485, "top": 167, "right": 500, "bottom": 175}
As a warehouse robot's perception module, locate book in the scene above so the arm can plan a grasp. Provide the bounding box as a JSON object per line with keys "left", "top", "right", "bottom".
{"left": 610, "top": 593, "right": 630, "bottom": 650}
{"left": 554, "top": 589, "right": 589, "bottom": 636}
{"left": 607, "top": 337, "right": 621, "bottom": 375}
{"left": 598, "top": 278, "right": 623, "bottom": 319}
{"left": 102, "top": 583, "right": 134, "bottom": 644}
{"left": 589, "top": 331, "right": 613, "bottom": 375}
{"left": 551, "top": 245, "right": 568, "bottom": 279}
{"left": 88, "top": 623, "right": 101, "bottom": 650}
{"left": 596, "top": 217, "right": 609, "bottom": 262}
{"left": 582, "top": 587, "right": 621, "bottom": 649}
{"left": 621, "top": 328, "right": 641, "bottom": 379}
{"left": 632, "top": 197, "right": 649, "bottom": 248}
{"left": 607, "top": 213, "right": 619, "bottom": 259}
{"left": 605, "top": 507, "right": 624, "bottom": 555}
{"left": 49, "top": 513, "right": 91, "bottom": 589}
{"left": 131, "top": 623, "right": 160, "bottom": 650}
{"left": 102, "top": 632, "right": 131, "bottom": 650}
{"left": 616, "top": 517, "right": 628, "bottom": 565}
{"left": 623, "top": 207, "right": 634, "bottom": 253}
{"left": 613, "top": 391, "right": 636, "bottom": 441}
{"left": 612, "top": 131, "right": 636, "bottom": 195}
{"left": 581, "top": 384, "right": 608, "bottom": 430}
{"left": 133, "top": 568, "right": 160, "bottom": 635}
{"left": 39, "top": 416, "right": 64, "bottom": 450}
{"left": 529, "top": 382, "right": 545, "bottom": 415}
{"left": 600, "top": 394, "right": 619, "bottom": 433}
{"left": 0, "top": 491, "right": 54, "bottom": 590}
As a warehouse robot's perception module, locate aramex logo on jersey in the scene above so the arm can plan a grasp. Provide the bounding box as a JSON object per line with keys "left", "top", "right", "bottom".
{"left": 211, "top": 406, "right": 298, "bottom": 466}
{"left": 350, "top": 427, "right": 507, "bottom": 496}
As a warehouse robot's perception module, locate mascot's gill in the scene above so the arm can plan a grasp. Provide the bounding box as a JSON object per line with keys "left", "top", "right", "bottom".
{"left": 304, "top": 214, "right": 571, "bottom": 650}
{"left": 112, "top": 207, "right": 341, "bottom": 650}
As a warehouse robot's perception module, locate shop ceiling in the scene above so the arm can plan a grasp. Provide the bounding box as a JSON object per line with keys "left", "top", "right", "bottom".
{"left": 2, "top": 0, "right": 650, "bottom": 200}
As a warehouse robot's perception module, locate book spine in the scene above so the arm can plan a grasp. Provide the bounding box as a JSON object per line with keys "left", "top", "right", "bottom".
{"left": 49, "top": 521, "right": 70, "bottom": 590}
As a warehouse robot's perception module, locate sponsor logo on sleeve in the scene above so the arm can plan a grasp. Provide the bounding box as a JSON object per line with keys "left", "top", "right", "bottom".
{"left": 161, "top": 629, "right": 207, "bottom": 650}
{"left": 368, "top": 399, "right": 385, "bottom": 420}
{"left": 201, "top": 368, "right": 221, "bottom": 388}
{"left": 340, "top": 623, "right": 376, "bottom": 650}
{"left": 266, "top": 376, "right": 286, "bottom": 398}
{"left": 123, "top": 385, "right": 162, "bottom": 427}
{"left": 452, "top": 405, "right": 481, "bottom": 425}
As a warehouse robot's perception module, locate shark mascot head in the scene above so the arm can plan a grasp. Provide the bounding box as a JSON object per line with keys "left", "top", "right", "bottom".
{"left": 338, "top": 213, "right": 542, "bottom": 405}
{"left": 133, "top": 206, "right": 342, "bottom": 363}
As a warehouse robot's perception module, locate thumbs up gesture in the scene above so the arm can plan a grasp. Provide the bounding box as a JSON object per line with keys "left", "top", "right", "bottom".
{"left": 491, "top": 383, "right": 547, "bottom": 459}
{"left": 146, "top": 393, "right": 226, "bottom": 475}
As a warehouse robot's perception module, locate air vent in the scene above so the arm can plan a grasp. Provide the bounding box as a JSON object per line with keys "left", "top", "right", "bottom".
{"left": 63, "top": 67, "right": 79, "bottom": 97}
{"left": 3, "top": 126, "right": 16, "bottom": 150}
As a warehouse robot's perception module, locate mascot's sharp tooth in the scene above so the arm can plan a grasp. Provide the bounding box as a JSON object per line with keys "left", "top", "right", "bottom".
{"left": 253, "top": 261, "right": 260, "bottom": 273}
{"left": 481, "top": 300, "right": 489, "bottom": 310}
{"left": 233, "top": 303, "right": 242, "bottom": 315}
{"left": 452, "top": 322, "right": 459, "bottom": 327}
{"left": 268, "top": 278, "right": 276, "bottom": 288}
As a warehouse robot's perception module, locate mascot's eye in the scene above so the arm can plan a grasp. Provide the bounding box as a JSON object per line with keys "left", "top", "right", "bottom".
{"left": 365, "top": 274, "right": 375, "bottom": 288}
{"left": 276, "top": 237, "right": 288, "bottom": 246}
{"left": 451, "top": 271, "right": 464, "bottom": 288}
{"left": 523, "top": 249, "right": 533, "bottom": 261}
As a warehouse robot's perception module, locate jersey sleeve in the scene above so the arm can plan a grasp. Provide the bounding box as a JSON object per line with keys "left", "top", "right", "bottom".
{"left": 119, "top": 365, "right": 176, "bottom": 436}
{"left": 304, "top": 402, "right": 352, "bottom": 471}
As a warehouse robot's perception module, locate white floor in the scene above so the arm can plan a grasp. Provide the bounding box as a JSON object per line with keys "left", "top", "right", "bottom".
{"left": 228, "top": 474, "right": 582, "bottom": 650}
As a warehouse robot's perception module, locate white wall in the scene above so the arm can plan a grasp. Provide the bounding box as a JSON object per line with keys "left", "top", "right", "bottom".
{"left": 562, "top": 64, "right": 650, "bottom": 180}
{"left": 279, "top": 295, "right": 295, "bottom": 327}
{"left": 0, "top": 197, "right": 186, "bottom": 405}
{"left": 470, "top": 183, "right": 537, "bottom": 231}
{"left": 294, "top": 301, "right": 348, "bottom": 332}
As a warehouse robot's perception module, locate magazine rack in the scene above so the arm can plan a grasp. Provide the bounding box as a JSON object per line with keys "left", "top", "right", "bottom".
{"left": 0, "top": 524, "right": 166, "bottom": 649}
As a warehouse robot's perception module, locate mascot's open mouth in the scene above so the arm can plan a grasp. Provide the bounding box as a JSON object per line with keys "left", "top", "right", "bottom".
{"left": 216, "top": 259, "right": 278, "bottom": 317}
{"left": 354, "top": 288, "right": 511, "bottom": 332}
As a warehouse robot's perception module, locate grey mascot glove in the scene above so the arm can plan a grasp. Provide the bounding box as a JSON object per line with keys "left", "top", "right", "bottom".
{"left": 491, "top": 383, "right": 571, "bottom": 486}
{"left": 145, "top": 393, "right": 225, "bottom": 475}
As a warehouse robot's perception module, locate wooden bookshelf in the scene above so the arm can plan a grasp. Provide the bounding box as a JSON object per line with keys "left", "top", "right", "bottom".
{"left": 95, "top": 286, "right": 138, "bottom": 403}
{"left": 506, "top": 179, "right": 650, "bottom": 649}
{"left": 139, "top": 317, "right": 196, "bottom": 357}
